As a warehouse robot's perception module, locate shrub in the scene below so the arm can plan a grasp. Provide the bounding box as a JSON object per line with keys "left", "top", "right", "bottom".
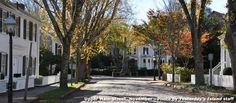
{"left": 160, "top": 63, "right": 194, "bottom": 82}
{"left": 223, "top": 67, "right": 232, "bottom": 75}
{"left": 176, "top": 67, "right": 194, "bottom": 82}
{"left": 160, "top": 63, "right": 172, "bottom": 74}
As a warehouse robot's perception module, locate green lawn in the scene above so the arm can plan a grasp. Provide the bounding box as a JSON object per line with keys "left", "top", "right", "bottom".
{"left": 39, "top": 82, "right": 84, "bottom": 102}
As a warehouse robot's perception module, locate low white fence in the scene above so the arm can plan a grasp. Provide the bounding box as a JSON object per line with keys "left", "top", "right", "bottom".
{"left": 13, "top": 76, "right": 35, "bottom": 90}
{"left": 167, "top": 73, "right": 181, "bottom": 82}
{"left": 0, "top": 80, "right": 7, "bottom": 93}
{"left": 0, "top": 76, "right": 35, "bottom": 93}
{"left": 191, "top": 74, "right": 233, "bottom": 88}
{"left": 35, "top": 74, "right": 72, "bottom": 86}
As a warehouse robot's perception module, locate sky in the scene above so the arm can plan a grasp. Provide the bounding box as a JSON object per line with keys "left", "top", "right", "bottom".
{"left": 132, "top": 0, "right": 227, "bottom": 24}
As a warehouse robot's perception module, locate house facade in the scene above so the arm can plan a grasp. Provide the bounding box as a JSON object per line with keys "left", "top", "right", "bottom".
{"left": 0, "top": 1, "right": 40, "bottom": 93}
{"left": 130, "top": 45, "right": 171, "bottom": 70}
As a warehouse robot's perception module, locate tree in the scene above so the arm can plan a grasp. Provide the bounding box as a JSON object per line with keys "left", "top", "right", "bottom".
{"left": 134, "top": 0, "right": 187, "bottom": 82}
{"left": 42, "top": 0, "right": 85, "bottom": 88}
{"left": 225, "top": 0, "right": 236, "bottom": 92}
{"left": 178, "top": 0, "right": 208, "bottom": 85}
{"left": 73, "top": 0, "right": 121, "bottom": 81}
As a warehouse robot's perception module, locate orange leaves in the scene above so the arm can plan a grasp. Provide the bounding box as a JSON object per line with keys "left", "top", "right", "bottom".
{"left": 178, "top": 32, "right": 209, "bottom": 58}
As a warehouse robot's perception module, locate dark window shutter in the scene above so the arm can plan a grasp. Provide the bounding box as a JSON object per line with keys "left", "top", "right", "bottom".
{"left": 23, "top": 20, "right": 26, "bottom": 39}
{"left": 0, "top": 53, "right": 2, "bottom": 72}
{"left": 18, "top": 17, "right": 21, "bottom": 37}
{"left": 55, "top": 43, "right": 58, "bottom": 55}
{"left": 29, "top": 21, "right": 33, "bottom": 41}
{"left": 0, "top": 8, "right": 2, "bottom": 32}
{"left": 22, "top": 56, "right": 26, "bottom": 76}
{"left": 34, "top": 58, "right": 36, "bottom": 75}
{"left": 5, "top": 54, "right": 8, "bottom": 75}
{"left": 34, "top": 24, "right": 37, "bottom": 42}
{"left": 6, "top": 12, "right": 9, "bottom": 17}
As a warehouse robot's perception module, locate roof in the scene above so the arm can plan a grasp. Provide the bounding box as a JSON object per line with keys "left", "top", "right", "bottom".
{"left": 0, "top": 1, "right": 41, "bottom": 22}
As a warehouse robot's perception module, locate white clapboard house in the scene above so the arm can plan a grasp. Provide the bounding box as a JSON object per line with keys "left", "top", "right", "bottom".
{"left": 130, "top": 45, "right": 171, "bottom": 70}
{"left": 0, "top": 1, "right": 40, "bottom": 93}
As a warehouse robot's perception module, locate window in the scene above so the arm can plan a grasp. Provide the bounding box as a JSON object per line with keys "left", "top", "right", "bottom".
{"left": 143, "top": 59, "right": 146, "bottom": 63}
{"left": 0, "top": 53, "right": 8, "bottom": 77}
{"left": 0, "top": 8, "right": 2, "bottom": 32}
{"left": 34, "top": 24, "right": 37, "bottom": 42}
{"left": 148, "top": 59, "right": 150, "bottom": 63}
{"left": 10, "top": 14, "right": 15, "bottom": 36}
{"left": 23, "top": 19, "right": 27, "bottom": 39}
{"left": 143, "top": 47, "right": 149, "bottom": 55}
{"left": 29, "top": 21, "right": 33, "bottom": 41}
{"left": 143, "top": 47, "right": 145, "bottom": 55}
{"left": 2, "top": 11, "right": 8, "bottom": 32}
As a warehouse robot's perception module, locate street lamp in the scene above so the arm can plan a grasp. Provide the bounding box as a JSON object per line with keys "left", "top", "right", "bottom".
{"left": 4, "top": 16, "right": 16, "bottom": 103}
{"left": 208, "top": 53, "right": 214, "bottom": 86}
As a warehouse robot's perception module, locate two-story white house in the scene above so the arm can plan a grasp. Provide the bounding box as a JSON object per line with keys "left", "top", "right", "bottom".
{"left": 0, "top": 1, "right": 40, "bottom": 93}
{"left": 130, "top": 45, "right": 171, "bottom": 70}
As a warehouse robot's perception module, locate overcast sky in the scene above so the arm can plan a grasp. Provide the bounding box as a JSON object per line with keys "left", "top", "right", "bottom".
{"left": 131, "top": 0, "right": 227, "bottom": 24}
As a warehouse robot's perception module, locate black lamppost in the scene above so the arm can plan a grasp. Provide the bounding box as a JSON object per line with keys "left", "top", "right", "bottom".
{"left": 4, "top": 16, "right": 16, "bottom": 103}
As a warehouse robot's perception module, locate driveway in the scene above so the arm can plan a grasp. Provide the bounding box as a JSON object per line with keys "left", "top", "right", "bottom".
{"left": 64, "top": 76, "right": 217, "bottom": 103}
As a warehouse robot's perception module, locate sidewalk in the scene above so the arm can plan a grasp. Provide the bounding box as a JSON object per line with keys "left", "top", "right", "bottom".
{"left": 0, "top": 83, "right": 59, "bottom": 103}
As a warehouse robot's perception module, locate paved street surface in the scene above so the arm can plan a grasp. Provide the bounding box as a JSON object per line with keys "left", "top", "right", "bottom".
{"left": 64, "top": 76, "right": 211, "bottom": 103}
{"left": 0, "top": 83, "right": 59, "bottom": 103}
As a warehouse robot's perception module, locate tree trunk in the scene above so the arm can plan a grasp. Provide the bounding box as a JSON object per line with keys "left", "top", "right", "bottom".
{"left": 60, "top": 43, "right": 70, "bottom": 88}
{"left": 192, "top": 29, "right": 205, "bottom": 85}
{"left": 172, "top": 55, "right": 175, "bottom": 83}
{"left": 225, "top": 0, "right": 236, "bottom": 92}
{"left": 76, "top": 51, "right": 86, "bottom": 81}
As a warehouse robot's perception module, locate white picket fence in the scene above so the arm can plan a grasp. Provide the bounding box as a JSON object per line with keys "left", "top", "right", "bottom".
{"left": 191, "top": 74, "right": 233, "bottom": 88}
{"left": 35, "top": 74, "right": 72, "bottom": 86}
{"left": 0, "top": 76, "right": 35, "bottom": 93}
{"left": 167, "top": 74, "right": 181, "bottom": 82}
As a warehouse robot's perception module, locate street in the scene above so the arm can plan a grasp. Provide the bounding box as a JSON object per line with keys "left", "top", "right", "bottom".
{"left": 64, "top": 76, "right": 207, "bottom": 103}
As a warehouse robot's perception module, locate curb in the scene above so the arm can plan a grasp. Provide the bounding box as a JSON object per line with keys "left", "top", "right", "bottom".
{"left": 164, "top": 83, "right": 224, "bottom": 97}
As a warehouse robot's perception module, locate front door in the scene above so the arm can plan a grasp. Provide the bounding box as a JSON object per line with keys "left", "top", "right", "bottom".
{"left": 13, "top": 56, "right": 21, "bottom": 77}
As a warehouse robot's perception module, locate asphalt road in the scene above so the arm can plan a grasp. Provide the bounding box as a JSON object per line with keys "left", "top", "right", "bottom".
{"left": 64, "top": 76, "right": 222, "bottom": 103}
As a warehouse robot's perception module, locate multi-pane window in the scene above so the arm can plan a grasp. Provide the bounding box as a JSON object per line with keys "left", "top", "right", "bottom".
{"left": 16, "top": 17, "right": 21, "bottom": 37}
{"left": 2, "top": 11, "right": 8, "bottom": 33}
{"left": 0, "top": 53, "right": 8, "bottom": 77}
{"left": 143, "top": 47, "right": 149, "bottom": 55}
{"left": 10, "top": 14, "right": 15, "bottom": 36}
{"left": 23, "top": 19, "right": 27, "bottom": 39}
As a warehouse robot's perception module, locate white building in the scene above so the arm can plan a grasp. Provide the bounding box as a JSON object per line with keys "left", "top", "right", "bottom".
{"left": 217, "top": 36, "right": 232, "bottom": 75}
{"left": 0, "top": 1, "right": 40, "bottom": 93}
{"left": 130, "top": 45, "right": 171, "bottom": 70}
